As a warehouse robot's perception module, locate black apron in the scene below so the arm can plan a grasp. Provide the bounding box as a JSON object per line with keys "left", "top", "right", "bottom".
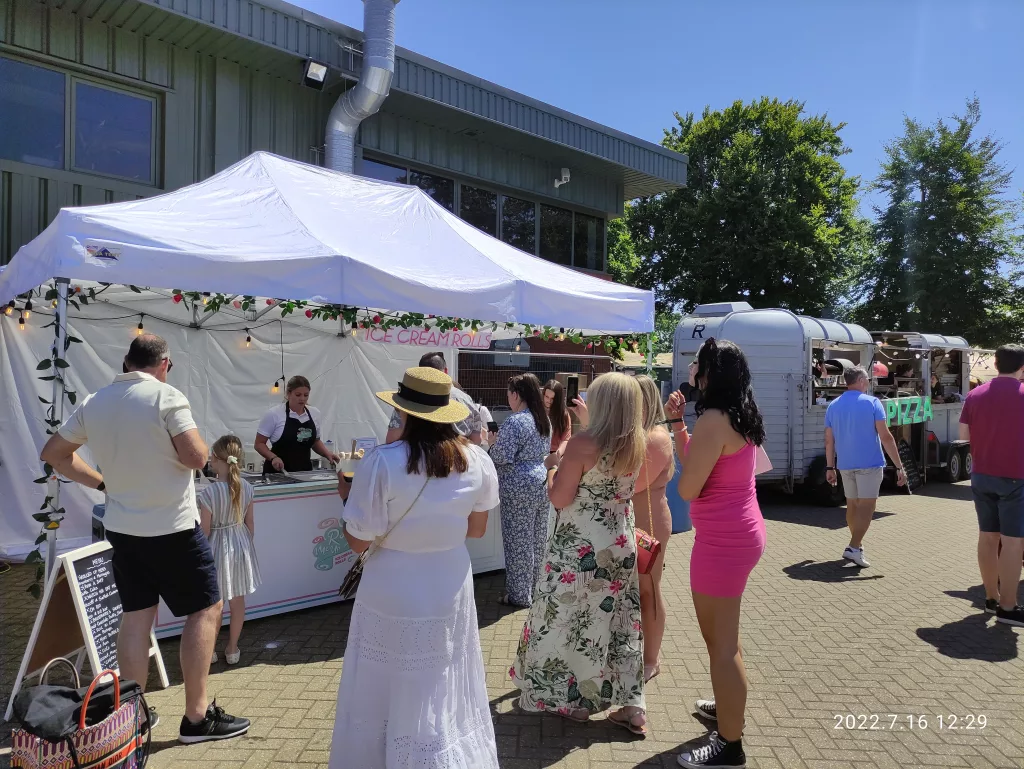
{"left": 264, "top": 404, "right": 317, "bottom": 473}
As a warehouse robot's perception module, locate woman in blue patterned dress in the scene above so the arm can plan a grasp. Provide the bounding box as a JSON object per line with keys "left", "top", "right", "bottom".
{"left": 490, "top": 373, "right": 552, "bottom": 607}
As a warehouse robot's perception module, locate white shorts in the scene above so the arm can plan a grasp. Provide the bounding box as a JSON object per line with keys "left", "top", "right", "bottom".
{"left": 840, "top": 468, "right": 884, "bottom": 500}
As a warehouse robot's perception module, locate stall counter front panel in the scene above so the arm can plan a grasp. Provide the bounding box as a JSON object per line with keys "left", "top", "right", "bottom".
{"left": 152, "top": 474, "right": 505, "bottom": 639}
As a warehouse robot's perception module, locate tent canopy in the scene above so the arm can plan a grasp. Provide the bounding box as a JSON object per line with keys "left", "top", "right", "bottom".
{"left": 0, "top": 152, "right": 654, "bottom": 333}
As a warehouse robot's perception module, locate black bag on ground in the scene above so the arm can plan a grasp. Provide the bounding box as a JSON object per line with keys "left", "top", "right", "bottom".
{"left": 12, "top": 658, "right": 143, "bottom": 742}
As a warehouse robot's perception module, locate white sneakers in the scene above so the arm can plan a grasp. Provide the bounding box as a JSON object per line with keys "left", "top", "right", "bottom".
{"left": 843, "top": 546, "right": 870, "bottom": 568}
{"left": 211, "top": 649, "right": 241, "bottom": 665}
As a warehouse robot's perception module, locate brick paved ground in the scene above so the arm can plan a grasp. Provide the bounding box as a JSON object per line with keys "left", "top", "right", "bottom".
{"left": 3, "top": 482, "right": 1023, "bottom": 768}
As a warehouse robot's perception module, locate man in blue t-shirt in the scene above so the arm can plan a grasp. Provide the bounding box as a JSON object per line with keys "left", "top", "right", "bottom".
{"left": 824, "top": 366, "right": 906, "bottom": 567}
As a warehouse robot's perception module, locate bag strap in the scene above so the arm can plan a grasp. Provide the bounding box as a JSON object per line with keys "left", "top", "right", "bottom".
{"left": 363, "top": 476, "right": 429, "bottom": 560}
{"left": 39, "top": 657, "right": 80, "bottom": 689}
{"left": 79, "top": 670, "right": 120, "bottom": 731}
{"left": 644, "top": 459, "right": 654, "bottom": 536}
{"left": 641, "top": 458, "right": 660, "bottom": 622}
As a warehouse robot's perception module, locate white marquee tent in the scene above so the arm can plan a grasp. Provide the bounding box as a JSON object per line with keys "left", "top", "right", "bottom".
{"left": 0, "top": 151, "right": 654, "bottom": 333}
{"left": 0, "top": 153, "right": 653, "bottom": 559}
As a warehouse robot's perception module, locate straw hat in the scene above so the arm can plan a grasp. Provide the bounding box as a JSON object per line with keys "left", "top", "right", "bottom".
{"left": 376, "top": 367, "right": 470, "bottom": 424}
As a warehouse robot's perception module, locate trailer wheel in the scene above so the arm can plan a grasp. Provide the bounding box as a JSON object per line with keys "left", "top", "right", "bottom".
{"left": 945, "top": 450, "right": 963, "bottom": 483}
{"left": 961, "top": 447, "right": 972, "bottom": 480}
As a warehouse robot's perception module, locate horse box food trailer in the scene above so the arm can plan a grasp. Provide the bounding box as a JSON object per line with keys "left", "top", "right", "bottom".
{"left": 671, "top": 303, "right": 976, "bottom": 505}
{"left": 871, "top": 331, "right": 975, "bottom": 484}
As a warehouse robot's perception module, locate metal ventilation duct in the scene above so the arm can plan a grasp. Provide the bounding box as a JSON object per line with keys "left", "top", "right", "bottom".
{"left": 325, "top": 0, "right": 399, "bottom": 173}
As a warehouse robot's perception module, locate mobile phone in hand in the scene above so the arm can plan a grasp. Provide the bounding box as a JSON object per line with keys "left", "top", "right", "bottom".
{"left": 566, "top": 375, "right": 579, "bottom": 404}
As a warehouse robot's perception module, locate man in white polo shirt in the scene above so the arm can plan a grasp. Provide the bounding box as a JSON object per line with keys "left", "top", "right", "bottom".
{"left": 40, "top": 335, "right": 249, "bottom": 744}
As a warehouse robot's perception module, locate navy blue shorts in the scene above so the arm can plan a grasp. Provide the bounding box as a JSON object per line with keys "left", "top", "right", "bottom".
{"left": 971, "top": 473, "right": 1024, "bottom": 537}
{"left": 106, "top": 524, "right": 221, "bottom": 616}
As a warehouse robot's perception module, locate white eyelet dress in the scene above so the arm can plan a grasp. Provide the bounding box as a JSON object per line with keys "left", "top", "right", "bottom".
{"left": 329, "top": 442, "right": 500, "bottom": 769}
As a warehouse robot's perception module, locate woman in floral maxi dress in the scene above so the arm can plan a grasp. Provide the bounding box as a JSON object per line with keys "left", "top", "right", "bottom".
{"left": 511, "top": 373, "right": 650, "bottom": 736}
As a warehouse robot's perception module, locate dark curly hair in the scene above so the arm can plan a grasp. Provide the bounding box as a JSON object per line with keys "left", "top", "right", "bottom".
{"left": 694, "top": 338, "right": 765, "bottom": 447}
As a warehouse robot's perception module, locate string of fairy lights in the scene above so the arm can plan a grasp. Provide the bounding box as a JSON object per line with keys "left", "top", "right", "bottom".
{"left": 5, "top": 283, "right": 652, "bottom": 393}
{"left": 4, "top": 288, "right": 300, "bottom": 393}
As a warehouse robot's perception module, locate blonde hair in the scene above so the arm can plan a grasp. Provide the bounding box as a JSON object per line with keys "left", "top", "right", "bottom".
{"left": 586, "top": 373, "right": 646, "bottom": 477}
{"left": 212, "top": 435, "right": 245, "bottom": 522}
{"left": 636, "top": 374, "right": 675, "bottom": 480}
{"left": 636, "top": 375, "right": 665, "bottom": 432}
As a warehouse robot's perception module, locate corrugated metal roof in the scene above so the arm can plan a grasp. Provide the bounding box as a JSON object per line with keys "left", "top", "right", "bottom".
{"left": 798, "top": 316, "right": 873, "bottom": 344}
{"left": 871, "top": 331, "right": 971, "bottom": 350}
{"left": 57, "top": 0, "right": 687, "bottom": 197}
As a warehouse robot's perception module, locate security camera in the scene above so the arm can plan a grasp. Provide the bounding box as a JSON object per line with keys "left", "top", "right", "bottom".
{"left": 554, "top": 168, "right": 571, "bottom": 188}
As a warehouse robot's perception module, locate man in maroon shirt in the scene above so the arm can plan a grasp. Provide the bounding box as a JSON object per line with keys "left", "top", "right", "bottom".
{"left": 960, "top": 344, "right": 1024, "bottom": 626}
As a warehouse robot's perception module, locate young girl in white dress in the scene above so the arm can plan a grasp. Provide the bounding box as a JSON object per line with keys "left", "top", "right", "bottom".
{"left": 199, "top": 435, "right": 262, "bottom": 665}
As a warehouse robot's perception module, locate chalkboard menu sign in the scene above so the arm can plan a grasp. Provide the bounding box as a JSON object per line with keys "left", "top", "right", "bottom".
{"left": 897, "top": 439, "right": 923, "bottom": 491}
{"left": 71, "top": 549, "right": 122, "bottom": 671}
{"left": 4, "top": 541, "right": 169, "bottom": 722}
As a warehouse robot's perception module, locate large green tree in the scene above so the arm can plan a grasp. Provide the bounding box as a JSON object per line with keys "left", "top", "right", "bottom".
{"left": 629, "top": 98, "right": 866, "bottom": 317}
{"left": 853, "top": 98, "right": 1022, "bottom": 346}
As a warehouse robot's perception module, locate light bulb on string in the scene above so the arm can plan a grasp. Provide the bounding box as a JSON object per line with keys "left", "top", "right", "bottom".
{"left": 245, "top": 329, "right": 252, "bottom": 348}
{"left": 23, "top": 300, "right": 32, "bottom": 319}
{"left": 4, "top": 301, "right": 13, "bottom": 316}
{"left": 18, "top": 312, "right": 26, "bottom": 330}
{"left": 136, "top": 316, "right": 145, "bottom": 336}
{"left": 202, "top": 292, "right": 210, "bottom": 305}
{"left": 272, "top": 378, "right": 281, "bottom": 394}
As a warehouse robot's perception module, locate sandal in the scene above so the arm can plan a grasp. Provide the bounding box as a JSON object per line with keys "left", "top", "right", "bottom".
{"left": 644, "top": 662, "right": 661, "bottom": 683}
{"left": 558, "top": 707, "right": 591, "bottom": 724}
{"left": 608, "top": 707, "right": 647, "bottom": 737}
{"left": 498, "top": 594, "right": 528, "bottom": 608}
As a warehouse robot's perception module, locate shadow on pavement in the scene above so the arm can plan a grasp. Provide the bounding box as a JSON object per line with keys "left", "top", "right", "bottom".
{"left": 916, "top": 613, "right": 1019, "bottom": 662}
{"left": 783, "top": 559, "right": 885, "bottom": 582}
{"left": 914, "top": 482, "right": 974, "bottom": 503}
{"left": 758, "top": 494, "right": 894, "bottom": 531}
{"left": 489, "top": 690, "right": 650, "bottom": 768}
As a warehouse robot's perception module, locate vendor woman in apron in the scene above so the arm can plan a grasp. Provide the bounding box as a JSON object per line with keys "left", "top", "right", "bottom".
{"left": 255, "top": 375, "right": 342, "bottom": 473}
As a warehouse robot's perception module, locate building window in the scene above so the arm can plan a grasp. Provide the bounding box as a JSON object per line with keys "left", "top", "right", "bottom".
{"left": 501, "top": 196, "right": 536, "bottom": 254}
{"left": 410, "top": 169, "right": 454, "bottom": 211}
{"left": 0, "top": 57, "right": 65, "bottom": 169}
{"left": 73, "top": 82, "right": 155, "bottom": 182}
{"left": 573, "top": 212, "right": 605, "bottom": 271}
{"left": 362, "top": 158, "right": 408, "bottom": 184}
{"left": 460, "top": 185, "right": 497, "bottom": 236}
{"left": 540, "top": 205, "right": 572, "bottom": 265}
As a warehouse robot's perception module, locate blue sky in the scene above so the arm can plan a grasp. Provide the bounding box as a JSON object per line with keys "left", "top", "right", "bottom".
{"left": 297, "top": 0, "right": 1023, "bottom": 214}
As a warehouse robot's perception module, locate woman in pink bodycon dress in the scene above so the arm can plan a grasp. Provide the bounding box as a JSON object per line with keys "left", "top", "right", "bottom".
{"left": 671, "top": 338, "right": 766, "bottom": 769}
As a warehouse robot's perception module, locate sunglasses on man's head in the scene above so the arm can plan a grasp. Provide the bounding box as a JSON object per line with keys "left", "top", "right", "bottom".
{"left": 163, "top": 357, "right": 173, "bottom": 372}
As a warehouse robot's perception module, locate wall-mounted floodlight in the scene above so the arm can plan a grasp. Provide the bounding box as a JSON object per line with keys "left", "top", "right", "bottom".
{"left": 303, "top": 60, "right": 329, "bottom": 90}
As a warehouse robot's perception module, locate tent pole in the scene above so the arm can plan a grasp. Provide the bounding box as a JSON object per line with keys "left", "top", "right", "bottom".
{"left": 646, "top": 334, "right": 654, "bottom": 376}
{"left": 46, "top": 278, "right": 70, "bottom": 577}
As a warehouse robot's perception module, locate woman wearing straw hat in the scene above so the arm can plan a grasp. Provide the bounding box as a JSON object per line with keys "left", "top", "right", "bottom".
{"left": 329, "top": 367, "right": 500, "bottom": 768}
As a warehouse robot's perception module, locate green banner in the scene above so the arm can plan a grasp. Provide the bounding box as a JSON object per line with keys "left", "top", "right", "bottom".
{"left": 883, "top": 396, "right": 933, "bottom": 426}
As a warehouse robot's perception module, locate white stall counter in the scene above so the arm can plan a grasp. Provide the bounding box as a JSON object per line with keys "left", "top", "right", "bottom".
{"left": 154, "top": 472, "right": 504, "bottom": 638}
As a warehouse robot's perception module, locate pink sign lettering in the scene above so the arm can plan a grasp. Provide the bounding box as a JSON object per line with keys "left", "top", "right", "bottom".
{"left": 362, "top": 327, "right": 493, "bottom": 350}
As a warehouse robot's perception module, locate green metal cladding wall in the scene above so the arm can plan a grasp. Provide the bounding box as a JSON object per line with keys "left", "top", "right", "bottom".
{"left": 0, "top": 0, "right": 624, "bottom": 265}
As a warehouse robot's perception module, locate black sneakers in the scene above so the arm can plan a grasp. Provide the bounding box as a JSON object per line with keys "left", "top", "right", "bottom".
{"left": 178, "top": 701, "right": 250, "bottom": 744}
{"left": 985, "top": 598, "right": 999, "bottom": 614}
{"left": 996, "top": 605, "right": 1024, "bottom": 627}
{"left": 677, "top": 731, "right": 746, "bottom": 768}
{"left": 695, "top": 699, "right": 718, "bottom": 721}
